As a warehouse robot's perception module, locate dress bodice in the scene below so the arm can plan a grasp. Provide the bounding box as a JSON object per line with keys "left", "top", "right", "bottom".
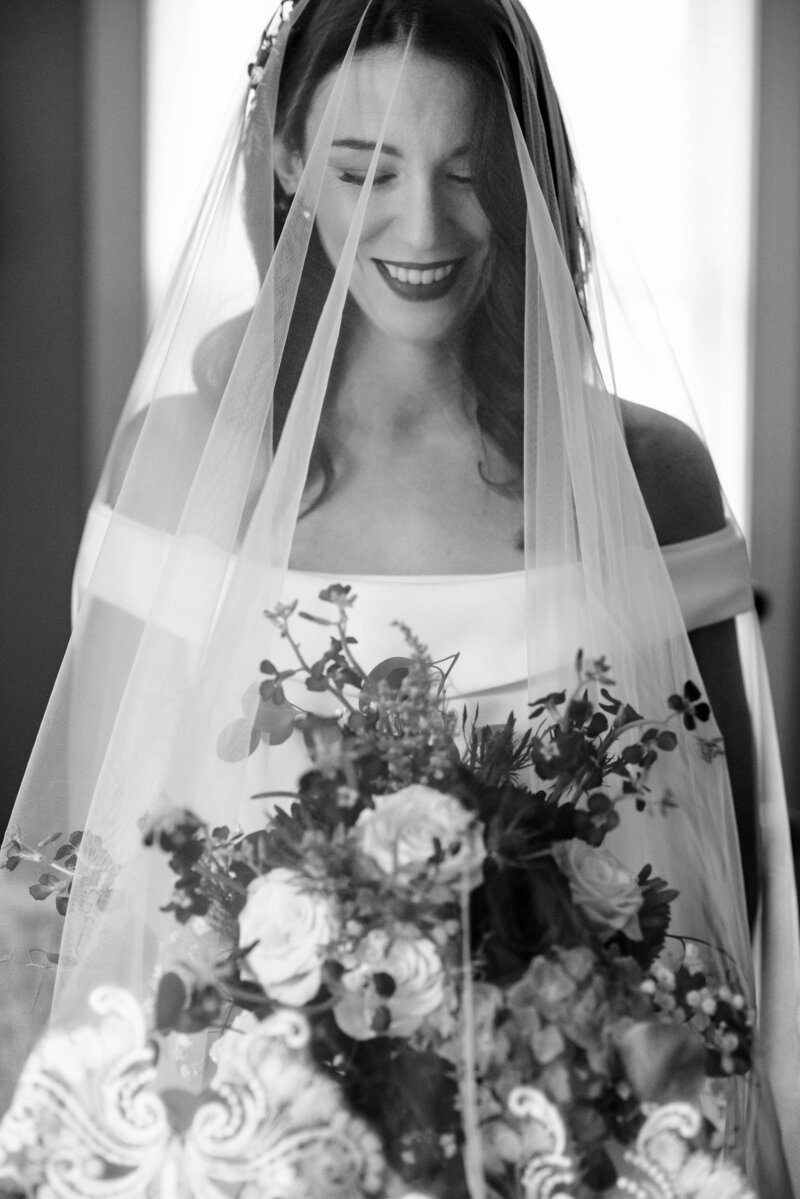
{"left": 72, "top": 498, "right": 754, "bottom": 732}
{"left": 74, "top": 499, "right": 753, "bottom": 627}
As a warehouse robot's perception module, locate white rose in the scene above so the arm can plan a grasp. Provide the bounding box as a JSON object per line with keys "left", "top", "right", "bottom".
{"left": 356, "top": 784, "right": 485, "bottom": 887}
{"left": 239, "top": 868, "right": 337, "bottom": 1005}
{"left": 334, "top": 928, "right": 445, "bottom": 1040}
{"left": 552, "top": 840, "right": 643, "bottom": 940}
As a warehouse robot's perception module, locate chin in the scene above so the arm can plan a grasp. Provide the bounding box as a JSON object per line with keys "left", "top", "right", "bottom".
{"left": 360, "top": 312, "right": 471, "bottom": 350}
{"left": 353, "top": 279, "right": 484, "bottom": 347}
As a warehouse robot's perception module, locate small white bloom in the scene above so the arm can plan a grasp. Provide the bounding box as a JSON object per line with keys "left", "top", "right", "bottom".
{"left": 683, "top": 942, "right": 705, "bottom": 972}
{"left": 653, "top": 962, "right": 676, "bottom": 992}
{"left": 239, "top": 868, "right": 337, "bottom": 1005}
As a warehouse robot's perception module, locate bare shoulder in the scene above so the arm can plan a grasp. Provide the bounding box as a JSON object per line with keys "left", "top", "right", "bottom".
{"left": 105, "top": 394, "right": 216, "bottom": 522}
{"left": 619, "top": 398, "right": 725, "bottom": 546}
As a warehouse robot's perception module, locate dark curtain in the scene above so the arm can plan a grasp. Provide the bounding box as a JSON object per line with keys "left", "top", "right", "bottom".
{"left": 0, "top": 3, "right": 85, "bottom": 827}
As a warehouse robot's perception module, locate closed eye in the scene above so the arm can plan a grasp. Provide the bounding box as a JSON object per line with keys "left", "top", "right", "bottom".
{"left": 337, "top": 171, "right": 395, "bottom": 187}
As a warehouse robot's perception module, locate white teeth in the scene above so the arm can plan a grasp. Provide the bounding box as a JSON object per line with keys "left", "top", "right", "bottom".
{"left": 382, "top": 261, "right": 456, "bottom": 285}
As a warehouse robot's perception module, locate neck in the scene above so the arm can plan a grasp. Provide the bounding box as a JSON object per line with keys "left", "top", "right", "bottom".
{"left": 332, "top": 318, "right": 473, "bottom": 438}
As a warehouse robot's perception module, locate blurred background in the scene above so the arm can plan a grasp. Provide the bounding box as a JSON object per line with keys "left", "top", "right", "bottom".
{"left": 1, "top": 0, "right": 799, "bottom": 828}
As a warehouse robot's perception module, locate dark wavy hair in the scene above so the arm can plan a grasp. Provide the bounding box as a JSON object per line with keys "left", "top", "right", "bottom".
{"left": 195, "top": 0, "right": 591, "bottom": 512}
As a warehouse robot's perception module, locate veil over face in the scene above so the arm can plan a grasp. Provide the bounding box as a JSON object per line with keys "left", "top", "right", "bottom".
{"left": 280, "top": 50, "right": 494, "bottom": 345}
{"left": 1, "top": 0, "right": 798, "bottom": 1191}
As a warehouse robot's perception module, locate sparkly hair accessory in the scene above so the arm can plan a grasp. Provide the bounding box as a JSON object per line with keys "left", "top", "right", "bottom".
{"left": 248, "top": 0, "right": 295, "bottom": 88}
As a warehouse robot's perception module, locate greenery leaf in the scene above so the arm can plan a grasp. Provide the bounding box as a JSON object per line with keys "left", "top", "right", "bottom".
{"left": 217, "top": 716, "right": 260, "bottom": 762}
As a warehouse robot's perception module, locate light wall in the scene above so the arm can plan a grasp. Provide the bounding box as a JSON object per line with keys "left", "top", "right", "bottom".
{"left": 528, "top": 0, "right": 756, "bottom": 531}
{"left": 145, "top": 0, "right": 267, "bottom": 318}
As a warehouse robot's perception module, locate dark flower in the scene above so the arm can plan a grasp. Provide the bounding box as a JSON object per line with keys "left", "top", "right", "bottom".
{"left": 612, "top": 866, "right": 678, "bottom": 969}
{"left": 154, "top": 970, "right": 225, "bottom": 1035}
{"left": 480, "top": 855, "right": 591, "bottom": 984}
{"left": 318, "top": 583, "right": 356, "bottom": 607}
{"left": 143, "top": 809, "right": 206, "bottom": 867}
{"left": 484, "top": 784, "right": 581, "bottom": 856}
{"left": 314, "top": 1026, "right": 460, "bottom": 1186}
{"left": 529, "top": 690, "right": 566, "bottom": 719}
{"left": 667, "top": 680, "right": 711, "bottom": 731}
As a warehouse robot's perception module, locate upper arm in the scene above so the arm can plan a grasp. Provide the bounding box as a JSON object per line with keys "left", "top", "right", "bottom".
{"left": 620, "top": 400, "right": 725, "bottom": 545}
{"left": 620, "top": 400, "right": 756, "bottom": 919}
{"left": 103, "top": 395, "right": 216, "bottom": 529}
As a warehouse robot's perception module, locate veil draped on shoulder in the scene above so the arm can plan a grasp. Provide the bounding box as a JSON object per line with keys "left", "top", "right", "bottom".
{"left": 1, "top": 0, "right": 798, "bottom": 1193}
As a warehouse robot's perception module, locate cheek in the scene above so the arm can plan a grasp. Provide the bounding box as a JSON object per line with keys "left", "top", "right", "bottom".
{"left": 461, "top": 200, "right": 492, "bottom": 254}
{"left": 316, "top": 197, "right": 395, "bottom": 276}
{"left": 313, "top": 184, "right": 360, "bottom": 262}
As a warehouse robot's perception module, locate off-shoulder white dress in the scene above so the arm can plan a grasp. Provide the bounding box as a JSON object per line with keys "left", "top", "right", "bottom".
{"left": 73, "top": 500, "right": 753, "bottom": 705}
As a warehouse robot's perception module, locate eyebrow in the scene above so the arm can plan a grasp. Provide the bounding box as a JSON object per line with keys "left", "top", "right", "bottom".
{"left": 332, "top": 137, "right": 400, "bottom": 155}
{"left": 331, "top": 137, "right": 471, "bottom": 158}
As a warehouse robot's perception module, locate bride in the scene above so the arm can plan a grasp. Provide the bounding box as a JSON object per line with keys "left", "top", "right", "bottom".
{"left": 2, "top": 0, "right": 798, "bottom": 1193}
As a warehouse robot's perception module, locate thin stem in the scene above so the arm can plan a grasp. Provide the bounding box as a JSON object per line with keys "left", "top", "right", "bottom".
{"left": 336, "top": 613, "right": 369, "bottom": 682}
{"left": 282, "top": 625, "right": 314, "bottom": 675}
{"left": 17, "top": 849, "right": 76, "bottom": 881}
{"left": 282, "top": 615, "right": 361, "bottom": 716}
{"left": 594, "top": 713, "right": 680, "bottom": 760}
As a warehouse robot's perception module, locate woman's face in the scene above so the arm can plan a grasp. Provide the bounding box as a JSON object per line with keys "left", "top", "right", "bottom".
{"left": 287, "top": 48, "right": 492, "bottom": 347}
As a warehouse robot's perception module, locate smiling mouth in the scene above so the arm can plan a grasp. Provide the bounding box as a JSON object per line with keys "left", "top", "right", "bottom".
{"left": 374, "top": 258, "right": 464, "bottom": 301}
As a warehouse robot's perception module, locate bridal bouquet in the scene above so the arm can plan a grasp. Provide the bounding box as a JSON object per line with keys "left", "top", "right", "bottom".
{"left": 133, "top": 585, "right": 753, "bottom": 1197}
{"left": 1, "top": 585, "right": 757, "bottom": 1198}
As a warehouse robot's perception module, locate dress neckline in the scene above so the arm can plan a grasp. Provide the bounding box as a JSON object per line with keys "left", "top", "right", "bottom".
{"left": 73, "top": 500, "right": 753, "bottom": 639}
{"left": 86, "top": 500, "right": 745, "bottom": 585}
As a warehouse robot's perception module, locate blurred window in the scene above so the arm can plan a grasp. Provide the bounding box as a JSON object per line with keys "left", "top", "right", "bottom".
{"left": 144, "top": 0, "right": 266, "bottom": 317}
{"left": 527, "top": 0, "right": 756, "bottom": 527}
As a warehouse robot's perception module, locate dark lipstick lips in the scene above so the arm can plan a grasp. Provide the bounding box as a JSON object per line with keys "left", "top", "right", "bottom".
{"left": 374, "top": 257, "right": 464, "bottom": 302}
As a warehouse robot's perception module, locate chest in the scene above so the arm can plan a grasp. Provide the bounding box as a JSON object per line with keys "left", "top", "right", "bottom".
{"left": 289, "top": 444, "right": 525, "bottom": 574}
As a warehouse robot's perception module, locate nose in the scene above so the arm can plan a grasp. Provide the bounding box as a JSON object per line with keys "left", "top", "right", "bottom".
{"left": 396, "top": 174, "right": 443, "bottom": 251}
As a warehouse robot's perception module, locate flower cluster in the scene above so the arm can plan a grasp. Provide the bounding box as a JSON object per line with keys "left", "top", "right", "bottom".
{"left": 642, "top": 946, "right": 752, "bottom": 1078}
{"left": 5, "top": 588, "right": 753, "bottom": 1197}
{"left": 141, "top": 589, "right": 753, "bottom": 1196}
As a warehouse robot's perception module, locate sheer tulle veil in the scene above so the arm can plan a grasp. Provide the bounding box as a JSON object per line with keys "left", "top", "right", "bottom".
{"left": 1, "top": 0, "right": 798, "bottom": 1191}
